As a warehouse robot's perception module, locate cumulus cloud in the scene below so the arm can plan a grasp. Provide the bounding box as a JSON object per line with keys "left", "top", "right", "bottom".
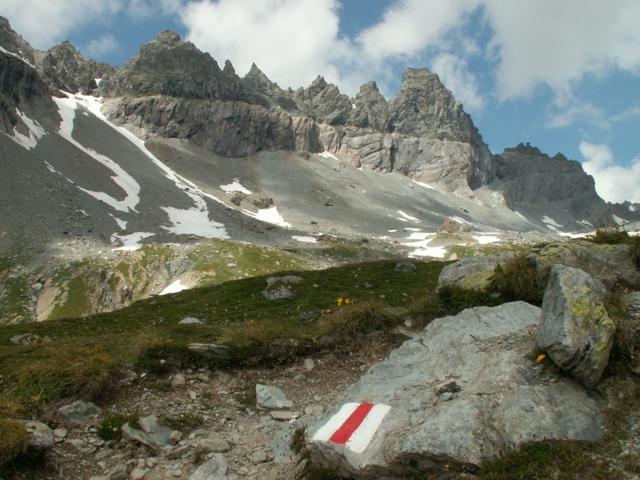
{"left": 483, "top": 0, "right": 640, "bottom": 101}
{"left": 180, "top": 0, "right": 352, "bottom": 90}
{"left": 355, "top": 0, "right": 478, "bottom": 60}
{"left": 85, "top": 34, "right": 119, "bottom": 58}
{"left": 580, "top": 141, "right": 640, "bottom": 203}
{"left": 0, "top": 0, "right": 122, "bottom": 49}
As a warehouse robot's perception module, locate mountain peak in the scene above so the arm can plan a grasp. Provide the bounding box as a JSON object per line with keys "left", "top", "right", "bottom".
{"left": 154, "top": 30, "right": 182, "bottom": 46}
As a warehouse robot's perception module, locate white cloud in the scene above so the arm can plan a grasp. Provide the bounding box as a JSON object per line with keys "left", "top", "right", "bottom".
{"left": 580, "top": 141, "right": 640, "bottom": 203}
{"left": 431, "top": 53, "right": 484, "bottom": 111}
{"left": 85, "top": 34, "right": 118, "bottom": 58}
{"left": 356, "top": 0, "right": 479, "bottom": 60}
{"left": 0, "top": 0, "right": 122, "bottom": 49}
{"left": 483, "top": 0, "right": 640, "bottom": 101}
{"left": 180, "top": 0, "right": 352, "bottom": 90}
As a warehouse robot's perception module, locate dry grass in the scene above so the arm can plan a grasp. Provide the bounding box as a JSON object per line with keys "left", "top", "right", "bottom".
{"left": 0, "top": 419, "right": 28, "bottom": 468}
{"left": 490, "top": 254, "right": 543, "bottom": 305}
{"left": 317, "top": 300, "right": 388, "bottom": 339}
{"left": 8, "top": 340, "right": 116, "bottom": 406}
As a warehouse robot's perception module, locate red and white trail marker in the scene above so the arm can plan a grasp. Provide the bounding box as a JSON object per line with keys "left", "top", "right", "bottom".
{"left": 312, "top": 402, "right": 391, "bottom": 454}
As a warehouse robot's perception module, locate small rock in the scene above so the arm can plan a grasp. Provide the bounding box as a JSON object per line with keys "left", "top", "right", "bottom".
{"left": 250, "top": 450, "right": 271, "bottom": 464}
{"left": 303, "top": 358, "right": 315, "bottom": 371}
{"left": 169, "top": 430, "right": 183, "bottom": 444}
{"left": 171, "top": 373, "right": 186, "bottom": 387}
{"left": 187, "top": 343, "right": 231, "bottom": 359}
{"left": 106, "top": 464, "right": 128, "bottom": 480}
{"left": 122, "top": 415, "right": 172, "bottom": 450}
{"left": 58, "top": 400, "right": 102, "bottom": 424}
{"left": 130, "top": 467, "right": 147, "bottom": 480}
{"left": 179, "top": 317, "right": 203, "bottom": 325}
{"left": 53, "top": 427, "right": 67, "bottom": 438}
{"left": 256, "top": 384, "right": 293, "bottom": 410}
{"left": 166, "top": 444, "right": 191, "bottom": 459}
{"left": 262, "top": 275, "right": 303, "bottom": 300}
{"left": 189, "top": 453, "right": 228, "bottom": 480}
{"left": 270, "top": 410, "right": 301, "bottom": 421}
{"left": 146, "top": 458, "right": 158, "bottom": 468}
{"left": 304, "top": 404, "right": 323, "bottom": 417}
{"left": 10, "top": 333, "right": 49, "bottom": 345}
{"left": 394, "top": 260, "right": 416, "bottom": 273}
{"left": 196, "top": 434, "right": 231, "bottom": 453}
{"left": 22, "top": 420, "right": 54, "bottom": 450}
{"left": 299, "top": 309, "right": 322, "bottom": 324}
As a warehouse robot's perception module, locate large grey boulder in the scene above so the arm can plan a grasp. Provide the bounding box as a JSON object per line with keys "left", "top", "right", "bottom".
{"left": 58, "top": 400, "right": 101, "bottom": 424}
{"left": 537, "top": 265, "right": 615, "bottom": 388}
{"left": 308, "top": 302, "right": 604, "bottom": 478}
{"left": 437, "top": 254, "right": 514, "bottom": 291}
{"left": 532, "top": 240, "right": 640, "bottom": 290}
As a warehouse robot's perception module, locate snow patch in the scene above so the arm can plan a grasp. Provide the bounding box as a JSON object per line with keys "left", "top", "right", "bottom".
{"left": 409, "top": 246, "right": 447, "bottom": 259}
{"left": 61, "top": 92, "right": 230, "bottom": 239}
{"left": 220, "top": 179, "right": 252, "bottom": 195}
{"left": 411, "top": 180, "right": 436, "bottom": 190}
{"left": 0, "top": 45, "right": 36, "bottom": 68}
{"left": 449, "top": 216, "right": 473, "bottom": 226}
{"left": 292, "top": 235, "right": 318, "bottom": 243}
{"left": 612, "top": 214, "right": 628, "bottom": 226}
{"left": 630, "top": 205, "right": 637, "bottom": 212}
{"left": 514, "top": 211, "right": 528, "bottom": 221}
{"left": 542, "top": 216, "right": 564, "bottom": 228}
{"left": 473, "top": 234, "right": 500, "bottom": 245}
{"left": 160, "top": 280, "right": 188, "bottom": 295}
{"left": 109, "top": 214, "right": 127, "bottom": 230}
{"left": 243, "top": 206, "right": 291, "bottom": 228}
{"left": 577, "top": 219, "right": 594, "bottom": 228}
{"left": 398, "top": 210, "right": 420, "bottom": 222}
{"left": 53, "top": 95, "right": 141, "bottom": 213}
{"left": 319, "top": 151, "right": 339, "bottom": 161}
{"left": 161, "top": 206, "right": 228, "bottom": 238}
{"left": 388, "top": 229, "right": 398, "bottom": 233}
{"left": 111, "top": 232, "right": 153, "bottom": 251}
{"left": 4, "top": 110, "right": 46, "bottom": 150}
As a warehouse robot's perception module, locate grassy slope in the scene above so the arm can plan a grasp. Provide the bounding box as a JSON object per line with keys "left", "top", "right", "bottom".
{"left": 0, "top": 260, "right": 444, "bottom": 409}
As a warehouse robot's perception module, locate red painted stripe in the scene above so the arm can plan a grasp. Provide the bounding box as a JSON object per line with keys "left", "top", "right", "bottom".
{"left": 329, "top": 402, "right": 374, "bottom": 445}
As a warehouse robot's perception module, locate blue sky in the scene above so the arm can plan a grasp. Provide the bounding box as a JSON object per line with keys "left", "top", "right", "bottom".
{"left": 1, "top": 0, "right": 639, "bottom": 203}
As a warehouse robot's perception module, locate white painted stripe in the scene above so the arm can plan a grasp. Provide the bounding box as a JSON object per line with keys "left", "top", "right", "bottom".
{"left": 345, "top": 403, "right": 391, "bottom": 453}
{"left": 312, "top": 403, "right": 360, "bottom": 442}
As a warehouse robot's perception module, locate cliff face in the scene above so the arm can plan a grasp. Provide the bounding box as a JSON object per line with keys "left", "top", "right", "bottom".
{"left": 97, "top": 32, "right": 492, "bottom": 194}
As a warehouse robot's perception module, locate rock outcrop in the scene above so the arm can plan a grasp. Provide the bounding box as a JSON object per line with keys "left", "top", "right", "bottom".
{"left": 40, "top": 41, "right": 114, "bottom": 94}
{"left": 437, "top": 254, "right": 514, "bottom": 291}
{"left": 99, "top": 31, "right": 256, "bottom": 103}
{"left": 309, "top": 302, "right": 605, "bottom": 478}
{"left": 0, "top": 48, "right": 60, "bottom": 136}
{"left": 537, "top": 265, "right": 615, "bottom": 388}
{"left": 482, "top": 143, "right": 614, "bottom": 226}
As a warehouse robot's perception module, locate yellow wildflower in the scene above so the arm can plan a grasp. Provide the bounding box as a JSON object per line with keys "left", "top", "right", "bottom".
{"left": 337, "top": 297, "right": 344, "bottom": 306}
{"left": 536, "top": 353, "right": 546, "bottom": 363}
{"left": 345, "top": 298, "right": 351, "bottom": 305}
